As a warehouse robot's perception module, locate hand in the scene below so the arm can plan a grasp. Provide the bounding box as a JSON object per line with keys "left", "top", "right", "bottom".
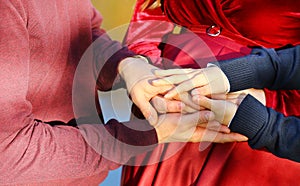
{"left": 118, "top": 57, "right": 173, "bottom": 125}
{"left": 151, "top": 95, "right": 200, "bottom": 114}
{"left": 155, "top": 111, "right": 248, "bottom": 143}
{"left": 150, "top": 95, "right": 185, "bottom": 114}
{"left": 210, "top": 88, "right": 266, "bottom": 106}
{"left": 152, "top": 66, "right": 229, "bottom": 99}
{"left": 193, "top": 95, "right": 238, "bottom": 126}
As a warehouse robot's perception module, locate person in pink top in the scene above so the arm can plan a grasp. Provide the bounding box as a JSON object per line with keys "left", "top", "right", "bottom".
{"left": 0, "top": 0, "right": 247, "bottom": 185}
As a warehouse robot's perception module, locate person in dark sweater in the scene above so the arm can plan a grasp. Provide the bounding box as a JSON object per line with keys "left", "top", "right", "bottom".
{"left": 153, "top": 45, "right": 300, "bottom": 162}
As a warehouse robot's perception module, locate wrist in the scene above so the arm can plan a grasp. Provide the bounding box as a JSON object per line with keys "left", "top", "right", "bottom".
{"left": 154, "top": 125, "right": 166, "bottom": 144}
{"left": 118, "top": 55, "right": 150, "bottom": 75}
{"left": 206, "top": 64, "right": 230, "bottom": 93}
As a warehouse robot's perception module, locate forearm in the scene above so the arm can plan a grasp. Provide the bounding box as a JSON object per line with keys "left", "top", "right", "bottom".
{"left": 78, "top": 118, "right": 158, "bottom": 164}
{"left": 95, "top": 44, "right": 136, "bottom": 91}
{"left": 1, "top": 117, "right": 157, "bottom": 184}
{"left": 230, "top": 95, "right": 300, "bottom": 162}
{"left": 89, "top": 7, "right": 136, "bottom": 91}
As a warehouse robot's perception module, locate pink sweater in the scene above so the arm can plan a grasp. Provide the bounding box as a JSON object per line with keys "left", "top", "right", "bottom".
{"left": 0, "top": 0, "right": 156, "bottom": 185}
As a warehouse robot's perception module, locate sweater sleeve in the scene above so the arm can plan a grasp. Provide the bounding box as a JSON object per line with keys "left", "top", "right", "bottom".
{"left": 229, "top": 95, "right": 300, "bottom": 162}
{"left": 0, "top": 1, "right": 157, "bottom": 185}
{"left": 89, "top": 7, "right": 136, "bottom": 91}
{"left": 216, "top": 46, "right": 300, "bottom": 91}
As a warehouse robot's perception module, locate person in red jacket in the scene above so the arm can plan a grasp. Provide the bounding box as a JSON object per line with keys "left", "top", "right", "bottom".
{"left": 0, "top": 0, "right": 245, "bottom": 185}
{"left": 121, "top": 0, "right": 300, "bottom": 185}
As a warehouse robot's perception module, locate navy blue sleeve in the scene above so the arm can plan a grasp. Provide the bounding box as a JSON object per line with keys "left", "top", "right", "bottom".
{"left": 229, "top": 95, "right": 300, "bottom": 162}
{"left": 215, "top": 45, "right": 300, "bottom": 92}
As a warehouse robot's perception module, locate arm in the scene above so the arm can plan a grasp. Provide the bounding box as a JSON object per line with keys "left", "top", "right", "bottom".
{"left": 90, "top": 7, "right": 136, "bottom": 91}
{"left": 153, "top": 46, "right": 300, "bottom": 117}
{"left": 217, "top": 46, "right": 300, "bottom": 91}
{"left": 230, "top": 95, "right": 300, "bottom": 162}
{"left": 0, "top": 2, "right": 157, "bottom": 184}
{"left": 218, "top": 46, "right": 300, "bottom": 118}
{"left": 93, "top": 0, "right": 173, "bottom": 91}
{"left": 194, "top": 94, "right": 300, "bottom": 162}
{"left": 91, "top": 4, "right": 175, "bottom": 123}
{"left": 153, "top": 45, "right": 300, "bottom": 96}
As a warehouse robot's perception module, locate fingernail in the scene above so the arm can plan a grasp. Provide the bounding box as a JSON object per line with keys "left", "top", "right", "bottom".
{"left": 205, "top": 113, "right": 213, "bottom": 120}
{"left": 237, "top": 135, "right": 248, "bottom": 141}
{"left": 192, "top": 96, "right": 199, "bottom": 102}
{"left": 191, "top": 90, "right": 197, "bottom": 95}
{"left": 242, "top": 136, "right": 249, "bottom": 141}
{"left": 153, "top": 69, "right": 161, "bottom": 75}
{"left": 164, "top": 93, "right": 171, "bottom": 99}
{"left": 178, "top": 102, "right": 185, "bottom": 110}
{"left": 143, "top": 110, "right": 150, "bottom": 119}
{"left": 191, "top": 89, "right": 200, "bottom": 96}
{"left": 147, "top": 114, "right": 155, "bottom": 125}
{"left": 151, "top": 79, "right": 157, "bottom": 85}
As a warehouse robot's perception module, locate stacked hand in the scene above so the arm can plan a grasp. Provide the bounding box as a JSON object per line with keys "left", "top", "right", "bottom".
{"left": 119, "top": 58, "right": 248, "bottom": 143}
{"left": 119, "top": 56, "right": 172, "bottom": 125}
{"left": 153, "top": 67, "right": 265, "bottom": 126}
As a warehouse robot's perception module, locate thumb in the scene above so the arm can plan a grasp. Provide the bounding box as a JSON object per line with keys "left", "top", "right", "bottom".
{"left": 139, "top": 102, "right": 158, "bottom": 126}
{"left": 155, "top": 84, "right": 174, "bottom": 95}
{"left": 180, "top": 111, "right": 213, "bottom": 129}
{"left": 192, "top": 95, "right": 213, "bottom": 110}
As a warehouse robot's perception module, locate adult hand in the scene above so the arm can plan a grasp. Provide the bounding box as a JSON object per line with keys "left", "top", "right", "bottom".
{"left": 151, "top": 95, "right": 200, "bottom": 114}
{"left": 118, "top": 57, "right": 173, "bottom": 125}
{"left": 152, "top": 66, "right": 229, "bottom": 99}
{"left": 193, "top": 95, "right": 238, "bottom": 126}
{"left": 155, "top": 111, "right": 248, "bottom": 143}
{"left": 211, "top": 88, "right": 266, "bottom": 106}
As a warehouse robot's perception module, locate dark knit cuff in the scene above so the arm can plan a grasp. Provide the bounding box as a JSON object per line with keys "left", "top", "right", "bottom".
{"left": 105, "top": 119, "right": 158, "bottom": 146}
{"left": 215, "top": 48, "right": 276, "bottom": 92}
{"left": 216, "top": 57, "right": 257, "bottom": 92}
{"left": 229, "top": 95, "right": 268, "bottom": 139}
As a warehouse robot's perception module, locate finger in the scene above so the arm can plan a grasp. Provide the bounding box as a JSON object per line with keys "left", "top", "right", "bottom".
{"left": 207, "top": 120, "right": 231, "bottom": 133}
{"left": 197, "top": 121, "right": 230, "bottom": 133}
{"left": 152, "top": 73, "right": 194, "bottom": 86}
{"left": 182, "top": 105, "right": 197, "bottom": 114}
{"left": 191, "top": 75, "right": 228, "bottom": 96}
{"left": 227, "top": 98, "right": 244, "bottom": 105}
{"left": 191, "top": 83, "right": 219, "bottom": 96}
{"left": 180, "top": 110, "right": 213, "bottom": 129}
{"left": 175, "top": 92, "right": 201, "bottom": 110}
{"left": 154, "top": 68, "right": 194, "bottom": 77}
{"left": 208, "top": 93, "right": 227, "bottom": 100}
{"left": 226, "top": 92, "right": 247, "bottom": 99}
{"left": 192, "top": 95, "right": 212, "bottom": 110}
{"left": 151, "top": 96, "right": 185, "bottom": 113}
{"left": 212, "top": 132, "right": 248, "bottom": 143}
{"left": 138, "top": 101, "right": 158, "bottom": 126}
{"left": 197, "top": 110, "right": 214, "bottom": 123}
{"left": 191, "top": 86, "right": 210, "bottom": 96}
{"left": 190, "top": 127, "right": 248, "bottom": 143}
{"left": 155, "top": 84, "right": 174, "bottom": 94}
{"left": 164, "top": 77, "right": 205, "bottom": 99}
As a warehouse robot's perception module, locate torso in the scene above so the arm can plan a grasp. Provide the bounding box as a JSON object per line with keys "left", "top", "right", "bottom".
{"left": 163, "top": 0, "right": 300, "bottom": 48}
